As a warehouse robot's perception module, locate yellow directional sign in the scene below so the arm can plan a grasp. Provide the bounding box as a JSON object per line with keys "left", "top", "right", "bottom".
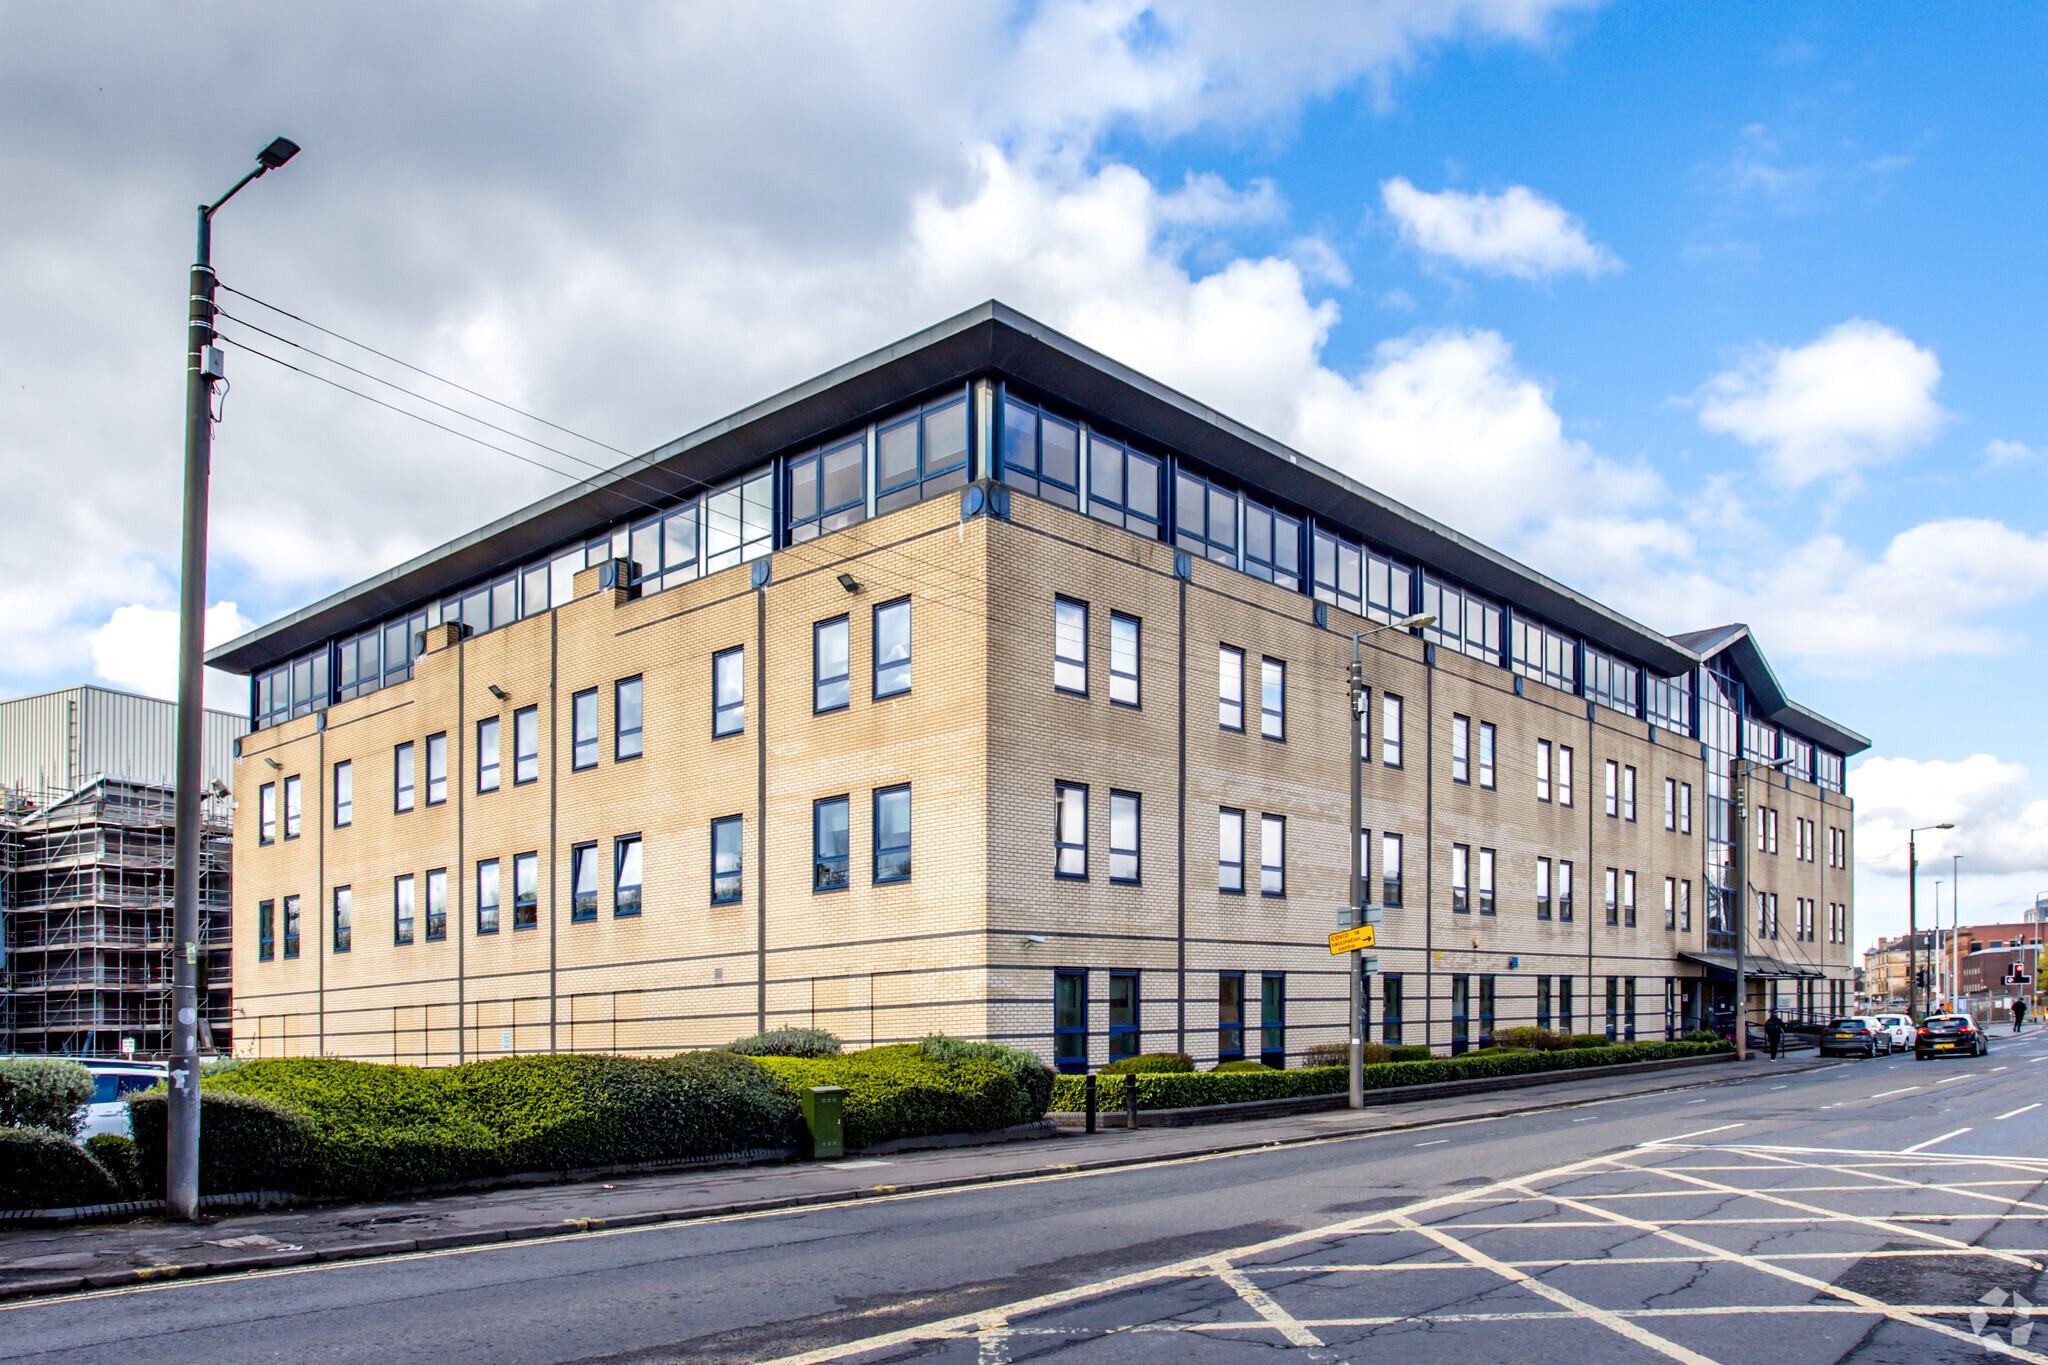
{"left": 1328, "top": 924, "right": 1376, "bottom": 955}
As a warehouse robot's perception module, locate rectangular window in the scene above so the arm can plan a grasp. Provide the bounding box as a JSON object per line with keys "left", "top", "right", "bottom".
{"left": 1053, "top": 970, "right": 1087, "bottom": 1071}
{"left": 1664, "top": 777, "right": 1676, "bottom": 830}
{"left": 1623, "top": 766, "right": 1637, "bottom": 822}
{"left": 425, "top": 733, "right": 448, "bottom": 805}
{"left": 874, "top": 599, "right": 912, "bottom": 698}
{"left": 477, "top": 859, "right": 500, "bottom": 935}
{"left": 1767, "top": 807, "right": 1779, "bottom": 855}
{"left": 1260, "top": 658, "right": 1285, "bottom": 740}
{"left": 1606, "top": 976, "right": 1619, "bottom": 1040}
{"left": 331, "top": 886, "right": 351, "bottom": 953}
{"left": 478, "top": 716, "right": 501, "bottom": 792}
{"left": 1108, "top": 971, "right": 1139, "bottom": 1060}
{"left": 333, "top": 760, "right": 352, "bottom": 827}
{"left": 1382, "top": 694, "right": 1403, "bottom": 767}
{"left": 1382, "top": 973, "right": 1404, "bottom": 1045}
{"left": 394, "top": 742, "right": 415, "bottom": 811}
{"left": 571, "top": 690, "right": 599, "bottom": 769}
{"left": 1218, "top": 645, "right": 1244, "bottom": 730}
{"left": 1536, "top": 976, "right": 1553, "bottom": 1030}
{"left": 1605, "top": 867, "right": 1619, "bottom": 925}
{"left": 1451, "top": 843, "right": 1470, "bottom": 913}
{"left": 1681, "top": 879, "right": 1692, "bottom": 931}
{"left": 786, "top": 434, "right": 866, "bottom": 540}
{"left": 1537, "top": 740, "right": 1552, "bottom": 801}
{"left": 1558, "top": 859, "right": 1574, "bottom": 921}
{"left": 1451, "top": 975, "right": 1470, "bottom": 1054}
{"left": 258, "top": 782, "right": 277, "bottom": 844}
{"left": 1479, "top": 976, "right": 1496, "bottom": 1048}
{"left": 1624, "top": 977, "right": 1637, "bottom": 1042}
{"left": 1681, "top": 783, "right": 1693, "bottom": 835}
{"left": 1218, "top": 972, "right": 1245, "bottom": 1058}
{"left": 1260, "top": 973, "right": 1285, "bottom": 1068}
{"left": 514, "top": 851, "right": 539, "bottom": 930}
{"left": 814, "top": 617, "right": 850, "bottom": 712}
{"left": 1240, "top": 499, "right": 1302, "bottom": 589}
{"left": 874, "top": 786, "right": 911, "bottom": 883}
{"left": 1054, "top": 598, "right": 1088, "bottom": 693}
{"left": 1624, "top": 870, "right": 1637, "bottom": 928}
{"left": 258, "top": 898, "right": 275, "bottom": 961}
{"left": 616, "top": 677, "right": 643, "bottom": 760}
{"left": 1055, "top": 783, "right": 1087, "bottom": 878}
{"left": 1218, "top": 808, "right": 1244, "bottom": 893}
{"left": 1664, "top": 876, "right": 1677, "bottom": 931}
{"left": 425, "top": 868, "right": 447, "bottom": 940}
{"left": 283, "top": 775, "right": 302, "bottom": 839}
{"left": 814, "top": 795, "right": 850, "bottom": 891}
{"left": 1260, "top": 814, "right": 1285, "bottom": 896}
{"left": 394, "top": 874, "right": 415, "bottom": 944}
{"left": 1452, "top": 715, "right": 1470, "bottom": 783}
{"left": 712, "top": 816, "right": 743, "bottom": 904}
{"left": 614, "top": 835, "right": 643, "bottom": 916}
{"left": 1478, "top": 848, "right": 1495, "bottom": 915}
{"left": 1605, "top": 760, "right": 1619, "bottom": 817}
{"left": 1110, "top": 613, "right": 1140, "bottom": 707}
{"left": 570, "top": 842, "right": 598, "bottom": 920}
{"left": 1560, "top": 976, "right": 1574, "bottom": 1034}
{"left": 1536, "top": 856, "right": 1552, "bottom": 920}
{"left": 1478, "top": 722, "right": 1496, "bottom": 789}
{"left": 283, "top": 895, "right": 301, "bottom": 959}
{"left": 514, "top": 706, "right": 539, "bottom": 783}
{"left": 1109, "top": 790, "right": 1140, "bottom": 882}
{"left": 1558, "top": 746, "right": 1574, "bottom": 806}
{"left": 1002, "top": 400, "right": 1080, "bottom": 508}
{"left": 1382, "top": 832, "right": 1403, "bottom": 908}
{"left": 712, "top": 648, "right": 744, "bottom": 737}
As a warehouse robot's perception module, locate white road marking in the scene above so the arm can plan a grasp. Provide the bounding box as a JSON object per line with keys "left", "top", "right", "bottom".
{"left": 1734, "top": 1147, "right": 2048, "bottom": 1219}
{"left": 1935, "top": 1075, "right": 1968, "bottom": 1085}
{"left": 1212, "top": 1262, "right": 1323, "bottom": 1347}
{"left": 1416, "top": 1138, "right": 1449, "bottom": 1146}
{"left": 1901, "top": 1128, "right": 1974, "bottom": 1154}
{"left": 1645, "top": 1123, "right": 1745, "bottom": 1144}
{"left": 1869, "top": 1087, "right": 1919, "bottom": 1098}
{"left": 1391, "top": 1214, "right": 1719, "bottom": 1365}
{"left": 1572, "top": 1116, "right": 1596, "bottom": 1122}
{"left": 1996, "top": 1103, "right": 2041, "bottom": 1120}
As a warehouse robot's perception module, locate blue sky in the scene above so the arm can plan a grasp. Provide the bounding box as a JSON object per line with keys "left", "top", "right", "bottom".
{"left": 2, "top": 2, "right": 2043, "bottom": 947}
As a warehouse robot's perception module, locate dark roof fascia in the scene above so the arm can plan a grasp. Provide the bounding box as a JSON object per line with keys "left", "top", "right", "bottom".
{"left": 1683, "top": 623, "right": 1870, "bottom": 756}
{"left": 211, "top": 300, "right": 1695, "bottom": 677}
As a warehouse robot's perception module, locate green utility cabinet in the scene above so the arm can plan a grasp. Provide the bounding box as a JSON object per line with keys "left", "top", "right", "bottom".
{"left": 802, "top": 1084, "right": 846, "bottom": 1159}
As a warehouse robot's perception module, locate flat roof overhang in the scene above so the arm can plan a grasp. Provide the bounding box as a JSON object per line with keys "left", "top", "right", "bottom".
{"left": 211, "top": 301, "right": 1697, "bottom": 679}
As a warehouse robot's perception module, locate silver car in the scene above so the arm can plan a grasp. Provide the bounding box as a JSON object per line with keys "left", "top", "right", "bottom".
{"left": 78, "top": 1060, "right": 167, "bottom": 1140}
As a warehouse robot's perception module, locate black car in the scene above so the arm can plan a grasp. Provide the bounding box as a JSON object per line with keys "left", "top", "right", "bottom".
{"left": 1915, "top": 1014, "right": 1989, "bottom": 1059}
{"left": 1818, "top": 1016, "right": 1890, "bottom": 1058}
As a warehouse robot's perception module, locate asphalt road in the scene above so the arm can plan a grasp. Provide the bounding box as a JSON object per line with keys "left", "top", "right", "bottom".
{"left": 5, "top": 1032, "right": 2046, "bottom": 1365}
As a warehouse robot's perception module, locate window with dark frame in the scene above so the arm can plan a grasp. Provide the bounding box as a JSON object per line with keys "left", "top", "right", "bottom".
{"left": 1605, "top": 759, "right": 1618, "bottom": 817}
{"left": 1054, "top": 598, "right": 1088, "bottom": 694}
{"left": 615, "top": 835, "right": 642, "bottom": 916}
{"left": 478, "top": 716, "right": 501, "bottom": 792}
{"left": 1219, "top": 645, "right": 1244, "bottom": 730}
{"left": 1001, "top": 398, "right": 1081, "bottom": 509}
{"left": 283, "top": 895, "right": 301, "bottom": 959}
{"left": 514, "top": 706, "right": 539, "bottom": 783}
{"left": 1478, "top": 847, "right": 1495, "bottom": 915}
{"left": 1382, "top": 974, "right": 1403, "bottom": 1045}
{"left": 572, "top": 690, "right": 599, "bottom": 770}
{"left": 258, "top": 782, "right": 276, "bottom": 844}
{"left": 814, "top": 796, "right": 850, "bottom": 891}
{"left": 616, "top": 677, "right": 643, "bottom": 760}
{"left": 1478, "top": 721, "right": 1496, "bottom": 789}
{"left": 1452, "top": 843, "right": 1470, "bottom": 912}
{"left": 1260, "top": 973, "right": 1285, "bottom": 1067}
{"left": 1560, "top": 976, "right": 1574, "bottom": 1034}
{"left": 1109, "top": 613, "right": 1140, "bottom": 707}
{"left": 1382, "top": 832, "right": 1403, "bottom": 907}
{"left": 1623, "top": 765, "right": 1636, "bottom": 822}
{"left": 1681, "top": 782, "right": 1693, "bottom": 835}
{"left": 1452, "top": 715, "right": 1470, "bottom": 783}
{"left": 1537, "top": 739, "right": 1552, "bottom": 801}
{"left": 1218, "top": 972, "right": 1245, "bottom": 1058}
{"left": 713, "top": 648, "right": 744, "bottom": 737}
{"left": 333, "top": 760, "right": 352, "bottom": 827}
{"left": 1537, "top": 977, "right": 1553, "bottom": 1030}
{"left": 1664, "top": 777, "right": 1676, "bottom": 830}
{"left": 814, "top": 617, "right": 850, "bottom": 712}
{"left": 1055, "top": 783, "right": 1087, "bottom": 878}
{"left": 874, "top": 599, "right": 911, "bottom": 698}
{"left": 1086, "top": 435, "right": 1164, "bottom": 538}
{"left": 1664, "top": 876, "right": 1677, "bottom": 930}
{"left": 425, "top": 868, "right": 447, "bottom": 940}
{"left": 1107, "top": 971, "right": 1139, "bottom": 1060}
{"left": 1218, "top": 807, "right": 1244, "bottom": 893}
{"left": 1624, "top": 870, "right": 1637, "bottom": 927}
{"left": 1109, "top": 791, "right": 1140, "bottom": 882}
{"left": 1382, "top": 694, "right": 1403, "bottom": 766}
{"left": 712, "top": 816, "right": 743, "bottom": 903}
{"left": 570, "top": 842, "right": 599, "bottom": 920}
{"left": 1558, "top": 859, "right": 1574, "bottom": 921}
{"left": 394, "top": 875, "right": 415, "bottom": 944}
{"left": 1260, "top": 814, "right": 1285, "bottom": 896}
{"left": 513, "top": 852, "right": 538, "bottom": 930}
{"left": 258, "top": 898, "right": 275, "bottom": 960}
{"left": 332, "top": 886, "right": 351, "bottom": 953}
{"left": 1558, "top": 745, "right": 1574, "bottom": 806}
{"left": 1605, "top": 867, "right": 1619, "bottom": 925}
{"left": 477, "top": 859, "right": 500, "bottom": 935}
{"left": 1053, "top": 969, "right": 1087, "bottom": 1071}
{"left": 1537, "top": 856, "right": 1552, "bottom": 920}
{"left": 1260, "top": 658, "right": 1285, "bottom": 740}
{"left": 426, "top": 733, "right": 448, "bottom": 805}
{"left": 283, "top": 775, "right": 301, "bottom": 839}
{"left": 874, "top": 786, "right": 911, "bottom": 883}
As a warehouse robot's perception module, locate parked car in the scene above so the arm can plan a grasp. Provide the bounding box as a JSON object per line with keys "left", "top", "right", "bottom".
{"left": 79, "top": 1060, "right": 167, "bottom": 1140}
{"left": 1818, "top": 1017, "right": 1891, "bottom": 1058}
{"left": 1871, "top": 1013, "right": 1916, "bottom": 1052}
{"left": 1915, "top": 1015, "right": 1989, "bottom": 1060}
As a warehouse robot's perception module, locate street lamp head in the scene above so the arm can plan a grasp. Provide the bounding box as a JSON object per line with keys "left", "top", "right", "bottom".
{"left": 1936, "top": 822, "right": 1955, "bottom": 830}
{"left": 257, "top": 137, "right": 300, "bottom": 170}
{"left": 1397, "top": 612, "right": 1435, "bottom": 630}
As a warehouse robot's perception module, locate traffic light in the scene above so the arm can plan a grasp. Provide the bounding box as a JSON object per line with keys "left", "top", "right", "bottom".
{"left": 1915, "top": 968, "right": 1929, "bottom": 988}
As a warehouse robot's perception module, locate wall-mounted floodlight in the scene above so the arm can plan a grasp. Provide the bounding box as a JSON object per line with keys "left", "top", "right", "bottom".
{"left": 837, "top": 573, "right": 861, "bottom": 593}
{"left": 263, "top": 758, "right": 282, "bottom": 771}
{"left": 1021, "top": 934, "right": 1047, "bottom": 946}
{"left": 487, "top": 684, "right": 510, "bottom": 701}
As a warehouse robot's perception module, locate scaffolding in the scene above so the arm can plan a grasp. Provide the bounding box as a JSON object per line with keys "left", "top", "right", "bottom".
{"left": 0, "top": 777, "right": 232, "bottom": 1058}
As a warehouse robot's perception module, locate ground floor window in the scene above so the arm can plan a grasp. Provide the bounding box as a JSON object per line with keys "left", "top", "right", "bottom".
{"left": 1605, "top": 976, "right": 1620, "bottom": 1040}
{"left": 1665, "top": 977, "right": 1677, "bottom": 1040}
{"left": 1451, "top": 975, "right": 1470, "bottom": 1054}
{"left": 1383, "top": 974, "right": 1403, "bottom": 1046}
{"left": 1478, "top": 975, "right": 1495, "bottom": 1047}
{"left": 1560, "top": 977, "right": 1574, "bottom": 1034}
{"left": 1108, "top": 971, "right": 1139, "bottom": 1060}
{"left": 1536, "top": 976, "right": 1552, "bottom": 1031}
{"left": 1260, "top": 973, "right": 1285, "bottom": 1068}
{"left": 1054, "top": 970, "right": 1087, "bottom": 1072}
{"left": 1624, "top": 977, "right": 1637, "bottom": 1042}
{"left": 1218, "top": 973, "right": 1244, "bottom": 1059}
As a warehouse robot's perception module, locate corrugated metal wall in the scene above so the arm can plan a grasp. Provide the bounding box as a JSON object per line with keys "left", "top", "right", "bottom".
{"left": 0, "top": 686, "right": 248, "bottom": 796}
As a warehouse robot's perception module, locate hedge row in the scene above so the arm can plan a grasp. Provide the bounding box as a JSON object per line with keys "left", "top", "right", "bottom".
{"left": 1049, "top": 1040, "right": 1729, "bottom": 1111}
{"left": 0, "top": 1059, "right": 94, "bottom": 1137}
{"left": 756, "top": 1046, "right": 1027, "bottom": 1151}
{"left": 1, "top": 1127, "right": 122, "bottom": 1209}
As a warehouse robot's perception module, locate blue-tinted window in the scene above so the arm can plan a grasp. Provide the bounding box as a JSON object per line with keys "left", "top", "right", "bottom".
{"left": 1055, "top": 783, "right": 1087, "bottom": 878}
{"left": 814, "top": 796, "right": 850, "bottom": 892}
{"left": 513, "top": 852, "right": 538, "bottom": 930}
{"left": 874, "top": 600, "right": 911, "bottom": 698}
{"left": 476, "top": 860, "right": 499, "bottom": 935}
{"left": 1053, "top": 970, "right": 1087, "bottom": 1071}
{"left": 514, "top": 706, "right": 539, "bottom": 783}
{"left": 1086, "top": 434, "right": 1162, "bottom": 539}
{"left": 572, "top": 690, "right": 598, "bottom": 769}
{"left": 425, "top": 869, "right": 447, "bottom": 941}
{"left": 394, "top": 742, "right": 415, "bottom": 812}
{"left": 1000, "top": 398, "right": 1079, "bottom": 510}
{"left": 616, "top": 677, "right": 643, "bottom": 760}
{"left": 712, "top": 816, "right": 743, "bottom": 904}
{"left": 704, "top": 467, "right": 774, "bottom": 574}
{"left": 1175, "top": 470, "right": 1238, "bottom": 567}
{"left": 713, "top": 647, "right": 744, "bottom": 736}
{"left": 874, "top": 785, "right": 911, "bottom": 883}
{"left": 614, "top": 835, "right": 642, "bottom": 917}
{"left": 815, "top": 617, "right": 850, "bottom": 712}
{"left": 258, "top": 898, "right": 274, "bottom": 961}
{"left": 788, "top": 436, "right": 866, "bottom": 542}
{"left": 425, "top": 733, "right": 447, "bottom": 804}
{"left": 1241, "top": 502, "right": 1301, "bottom": 592}
{"left": 1260, "top": 973, "right": 1284, "bottom": 1067}
{"left": 394, "top": 875, "right": 414, "bottom": 944}
{"left": 1109, "top": 791, "right": 1139, "bottom": 883}
{"left": 570, "top": 843, "right": 598, "bottom": 921}
{"left": 1109, "top": 613, "right": 1139, "bottom": 706}
{"left": 1218, "top": 972, "right": 1244, "bottom": 1058}
{"left": 333, "top": 761, "right": 352, "bottom": 827}
{"left": 629, "top": 502, "right": 701, "bottom": 590}
{"left": 477, "top": 717, "right": 500, "bottom": 791}
{"left": 877, "top": 396, "right": 970, "bottom": 515}
{"left": 1054, "top": 598, "right": 1087, "bottom": 694}
{"left": 332, "top": 886, "right": 351, "bottom": 953}
{"left": 1108, "top": 972, "right": 1139, "bottom": 1059}
{"left": 282, "top": 895, "right": 301, "bottom": 959}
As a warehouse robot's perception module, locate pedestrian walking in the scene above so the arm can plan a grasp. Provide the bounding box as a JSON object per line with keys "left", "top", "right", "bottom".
{"left": 1765, "top": 1010, "right": 1784, "bottom": 1060}
{"left": 2014, "top": 998, "right": 2028, "bottom": 1033}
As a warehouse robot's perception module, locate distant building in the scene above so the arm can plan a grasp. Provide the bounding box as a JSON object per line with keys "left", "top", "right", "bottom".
{"left": 0, "top": 686, "right": 245, "bottom": 1057}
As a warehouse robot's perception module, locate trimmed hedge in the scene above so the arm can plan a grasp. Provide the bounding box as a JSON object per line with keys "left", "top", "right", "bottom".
{"left": 1, "top": 1126, "right": 120, "bottom": 1209}
{"left": 913, "top": 1036, "right": 1055, "bottom": 1122}
{"left": 1099, "top": 1053, "right": 1194, "bottom": 1075}
{"left": 85, "top": 1134, "right": 143, "bottom": 1200}
{"left": 719, "top": 1029, "right": 842, "bottom": 1058}
{"left": 1051, "top": 1041, "right": 1729, "bottom": 1112}
{"left": 1213, "top": 1060, "right": 1271, "bottom": 1072}
{"left": 756, "top": 1046, "right": 1026, "bottom": 1150}
{"left": 0, "top": 1058, "right": 94, "bottom": 1137}
{"left": 132, "top": 1052, "right": 797, "bottom": 1200}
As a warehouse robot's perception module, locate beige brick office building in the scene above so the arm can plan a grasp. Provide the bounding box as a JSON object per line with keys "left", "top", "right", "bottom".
{"left": 209, "top": 303, "right": 1865, "bottom": 1070}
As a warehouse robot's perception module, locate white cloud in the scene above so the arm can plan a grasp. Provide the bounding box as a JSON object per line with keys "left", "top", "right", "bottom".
{"left": 1981, "top": 439, "right": 2038, "bottom": 471}
{"left": 1380, "top": 176, "right": 1621, "bottom": 279}
{"left": 1851, "top": 754, "right": 2048, "bottom": 878}
{"left": 91, "top": 602, "right": 254, "bottom": 713}
{"left": 1695, "top": 319, "right": 1948, "bottom": 486}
